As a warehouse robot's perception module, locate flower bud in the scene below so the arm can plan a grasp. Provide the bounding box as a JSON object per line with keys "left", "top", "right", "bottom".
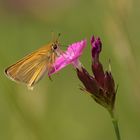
{"left": 91, "top": 36, "right": 104, "bottom": 88}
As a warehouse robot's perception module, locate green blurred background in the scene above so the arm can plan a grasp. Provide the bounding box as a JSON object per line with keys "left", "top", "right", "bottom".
{"left": 0, "top": 0, "right": 140, "bottom": 140}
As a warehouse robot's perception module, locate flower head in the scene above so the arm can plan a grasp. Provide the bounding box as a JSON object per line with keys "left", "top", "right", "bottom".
{"left": 49, "top": 39, "right": 87, "bottom": 75}
{"left": 49, "top": 35, "right": 116, "bottom": 111}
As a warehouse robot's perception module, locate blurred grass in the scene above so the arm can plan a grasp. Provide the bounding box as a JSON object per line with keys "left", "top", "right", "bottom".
{"left": 0, "top": 0, "right": 140, "bottom": 140}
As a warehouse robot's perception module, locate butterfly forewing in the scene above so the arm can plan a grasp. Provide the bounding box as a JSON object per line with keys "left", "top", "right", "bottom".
{"left": 5, "top": 44, "right": 56, "bottom": 89}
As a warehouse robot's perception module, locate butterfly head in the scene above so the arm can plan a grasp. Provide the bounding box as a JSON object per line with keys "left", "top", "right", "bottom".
{"left": 51, "top": 33, "right": 62, "bottom": 56}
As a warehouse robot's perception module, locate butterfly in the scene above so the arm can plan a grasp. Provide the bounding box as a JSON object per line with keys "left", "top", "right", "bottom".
{"left": 5, "top": 35, "right": 62, "bottom": 90}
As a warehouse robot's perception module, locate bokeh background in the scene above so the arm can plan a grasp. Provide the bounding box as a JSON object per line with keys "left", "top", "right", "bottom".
{"left": 0, "top": 0, "right": 140, "bottom": 140}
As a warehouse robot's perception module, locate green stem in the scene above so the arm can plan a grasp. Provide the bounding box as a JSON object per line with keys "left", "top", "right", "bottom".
{"left": 109, "top": 111, "right": 121, "bottom": 140}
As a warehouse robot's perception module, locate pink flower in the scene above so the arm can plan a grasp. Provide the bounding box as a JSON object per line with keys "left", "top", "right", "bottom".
{"left": 49, "top": 35, "right": 116, "bottom": 111}
{"left": 49, "top": 39, "right": 87, "bottom": 75}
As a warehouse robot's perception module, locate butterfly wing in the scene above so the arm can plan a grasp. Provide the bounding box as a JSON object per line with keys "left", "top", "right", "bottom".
{"left": 5, "top": 45, "right": 55, "bottom": 89}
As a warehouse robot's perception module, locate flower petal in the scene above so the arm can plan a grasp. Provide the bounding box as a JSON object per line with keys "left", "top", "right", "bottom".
{"left": 49, "top": 39, "right": 87, "bottom": 75}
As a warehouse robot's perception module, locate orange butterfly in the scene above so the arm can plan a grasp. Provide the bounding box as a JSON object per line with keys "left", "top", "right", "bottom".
{"left": 5, "top": 35, "right": 62, "bottom": 90}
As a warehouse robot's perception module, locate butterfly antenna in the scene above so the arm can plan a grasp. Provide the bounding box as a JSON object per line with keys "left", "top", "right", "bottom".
{"left": 56, "top": 33, "right": 61, "bottom": 41}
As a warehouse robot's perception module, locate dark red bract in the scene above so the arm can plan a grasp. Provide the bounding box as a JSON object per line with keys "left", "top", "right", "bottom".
{"left": 76, "top": 35, "right": 116, "bottom": 111}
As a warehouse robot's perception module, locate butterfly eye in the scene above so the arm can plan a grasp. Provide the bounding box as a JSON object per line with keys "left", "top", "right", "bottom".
{"left": 52, "top": 44, "right": 58, "bottom": 50}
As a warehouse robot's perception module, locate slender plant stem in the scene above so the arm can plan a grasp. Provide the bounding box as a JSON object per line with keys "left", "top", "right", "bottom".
{"left": 109, "top": 110, "right": 121, "bottom": 140}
